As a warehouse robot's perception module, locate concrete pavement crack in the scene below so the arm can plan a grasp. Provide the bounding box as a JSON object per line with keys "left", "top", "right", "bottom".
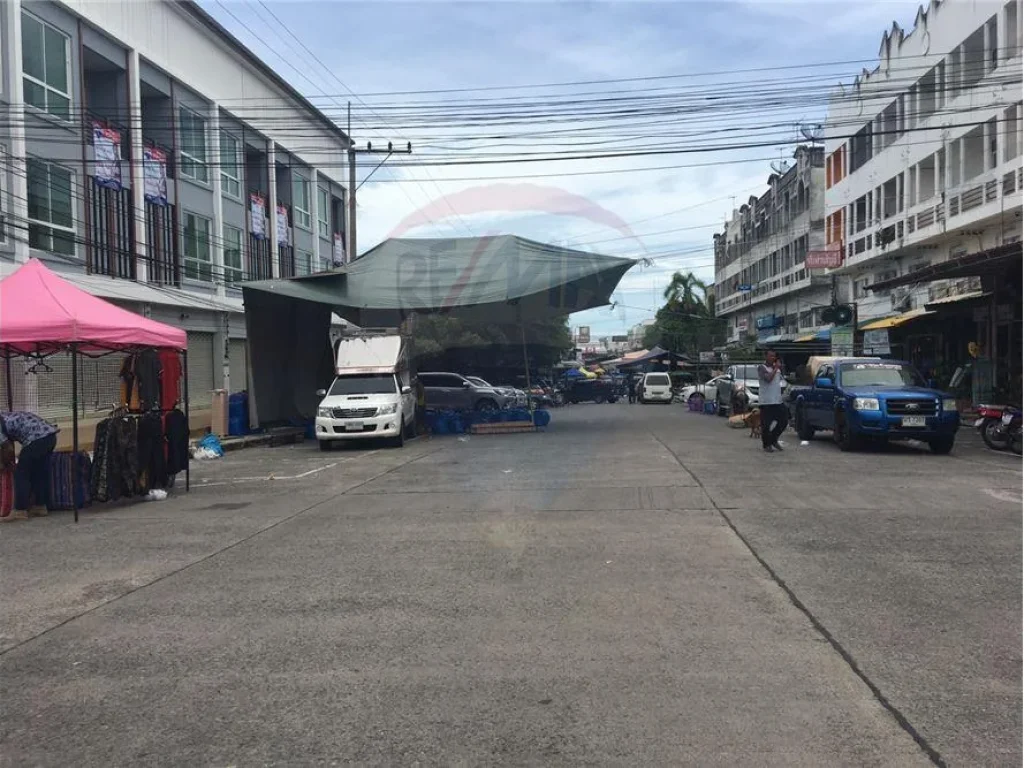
{"left": 647, "top": 428, "right": 947, "bottom": 768}
{"left": 0, "top": 442, "right": 449, "bottom": 659}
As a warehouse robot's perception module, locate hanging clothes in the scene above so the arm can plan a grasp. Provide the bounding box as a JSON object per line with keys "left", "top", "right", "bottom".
{"left": 90, "top": 418, "right": 113, "bottom": 503}
{"left": 158, "top": 350, "right": 182, "bottom": 410}
{"left": 164, "top": 409, "right": 189, "bottom": 476}
{"left": 135, "top": 349, "right": 162, "bottom": 411}
{"left": 119, "top": 356, "right": 140, "bottom": 411}
{"left": 136, "top": 412, "right": 167, "bottom": 493}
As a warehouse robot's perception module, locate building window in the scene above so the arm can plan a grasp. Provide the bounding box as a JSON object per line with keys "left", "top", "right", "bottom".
{"left": 182, "top": 211, "right": 212, "bottom": 281}
{"left": 317, "top": 187, "right": 330, "bottom": 238}
{"left": 1006, "top": 104, "right": 1022, "bottom": 162}
{"left": 27, "top": 158, "right": 75, "bottom": 255}
{"left": 295, "top": 249, "right": 313, "bottom": 276}
{"left": 292, "top": 176, "right": 311, "bottom": 229}
{"left": 0, "top": 145, "right": 7, "bottom": 244}
{"left": 179, "top": 107, "right": 208, "bottom": 183}
{"left": 220, "top": 131, "right": 241, "bottom": 199}
{"left": 22, "top": 13, "right": 71, "bottom": 121}
{"left": 223, "top": 224, "right": 243, "bottom": 283}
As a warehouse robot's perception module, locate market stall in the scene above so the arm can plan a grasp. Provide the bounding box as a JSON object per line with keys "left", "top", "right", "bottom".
{"left": 0, "top": 259, "right": 190, "bottom": 521}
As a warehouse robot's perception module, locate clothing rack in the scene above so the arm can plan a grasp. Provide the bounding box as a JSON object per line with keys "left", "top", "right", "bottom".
{"left": 3, "top": 344, "right": 190, "bottom": 522}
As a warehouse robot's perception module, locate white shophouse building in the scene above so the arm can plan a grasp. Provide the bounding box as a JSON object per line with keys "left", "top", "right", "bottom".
{"left": 821, "top": 0, "right": 1022, "bottom": 322}
{"left": 0, "top": 0, "right": 351, "bottom": 427}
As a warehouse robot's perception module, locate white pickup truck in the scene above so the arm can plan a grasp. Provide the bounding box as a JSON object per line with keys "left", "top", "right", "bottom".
{"left": 314, "top": 332, "right": 416, "bottom": 449}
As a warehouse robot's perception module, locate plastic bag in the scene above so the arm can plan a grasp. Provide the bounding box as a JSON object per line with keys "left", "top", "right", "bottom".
{"left": 197, "top": 433, "right": 224, "bottom": 457}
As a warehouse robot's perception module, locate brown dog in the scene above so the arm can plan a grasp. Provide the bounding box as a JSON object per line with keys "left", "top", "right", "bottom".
{"left": 743, "top": 409, "right": 762, "bottom": 438}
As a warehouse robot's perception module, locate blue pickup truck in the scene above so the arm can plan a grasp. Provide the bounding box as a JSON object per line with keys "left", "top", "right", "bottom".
{"left": 790, "top": 357, "right": 960, "bottom": 453}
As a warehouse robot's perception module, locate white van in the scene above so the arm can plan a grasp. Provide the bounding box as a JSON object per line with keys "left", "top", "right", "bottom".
{"left": 641, "top": 372, "right": 673, "bottom": 404}
{"left": 314, "top": 332, "right": 415, "bottom": 449}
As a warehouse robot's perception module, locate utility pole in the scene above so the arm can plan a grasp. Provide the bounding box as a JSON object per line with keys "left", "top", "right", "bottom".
{"left": 346, "top": 101, "right": 412, "bottom": 263}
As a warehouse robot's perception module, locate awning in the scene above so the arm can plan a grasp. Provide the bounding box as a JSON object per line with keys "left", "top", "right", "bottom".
{"left": 868, "top": 243, "right": 1021, "bottom": 292}
{"left": 860, "top": 307, "right": 933, "bottom": 330}
{"left": 795, "top": 328, "right": 831, "bottom": 342}
{"left": 924, "top": 291, "right": 990, "bottom": 310}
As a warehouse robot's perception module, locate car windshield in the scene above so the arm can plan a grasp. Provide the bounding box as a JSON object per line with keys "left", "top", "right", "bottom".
{"left": 646, "top": 374, "right": 670, "bottom": 386}
{"left": 328, "top": 374, "right": 397, "bottom": 396}
{"left": 839, "top": 363, "right": 925, "bottom": 388}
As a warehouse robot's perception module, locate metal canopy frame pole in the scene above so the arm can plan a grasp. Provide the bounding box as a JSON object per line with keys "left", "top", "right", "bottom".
{"left": 183, "top": 348, "right": 190, "bottom": 492}
{"left": 5, "top": 355, "right": 12, "bottom": 411}
{"left": 71, "top": 344, "right": 80, "bottom": 523}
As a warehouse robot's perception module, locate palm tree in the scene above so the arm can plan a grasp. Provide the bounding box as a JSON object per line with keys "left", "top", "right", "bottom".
{"left": 662, "top": 272, "right": 708, "bottom": 315}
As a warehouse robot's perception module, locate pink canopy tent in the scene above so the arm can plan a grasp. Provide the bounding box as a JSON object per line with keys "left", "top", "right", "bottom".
{"left": 0, "top": 260, "right": 190, "bottom": 520}
{"left": 0, "top": 259, "right": 186, "bottom": 353}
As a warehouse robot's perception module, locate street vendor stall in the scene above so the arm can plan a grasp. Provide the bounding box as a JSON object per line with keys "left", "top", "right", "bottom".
{"left": 0, "top": 259, "right": 190, "bottom": 521}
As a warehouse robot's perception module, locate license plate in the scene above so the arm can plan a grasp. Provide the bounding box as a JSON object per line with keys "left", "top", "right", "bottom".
{"left": 901, "top": 416, "right": 926, "bottom": 427}
{"left": 1002, "top": 412, "right": 1014, "bottom": 425}
{"left": 345, "top": 421, "right": 364, "bottom": 432}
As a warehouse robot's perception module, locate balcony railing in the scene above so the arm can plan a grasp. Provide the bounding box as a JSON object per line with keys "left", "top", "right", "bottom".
{"left": 147, "top": 201, "right": 180, "bottom": 286}
{"left": 86, "top": 182, "right": 135, "bottom": 279}
{"left": 278, "top": 245, "right": 295, "bottom": 278}
{"left": 247, "top": 235, "right": 272, "bottom": 281}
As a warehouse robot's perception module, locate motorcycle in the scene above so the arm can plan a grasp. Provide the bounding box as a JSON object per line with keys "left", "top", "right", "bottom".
{"left": 975, "top": 404, "right": 1022, "bottom": 452}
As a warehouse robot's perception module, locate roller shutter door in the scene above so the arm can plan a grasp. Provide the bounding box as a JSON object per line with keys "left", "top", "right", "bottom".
{"left": 228, "top": 339, "right": 248, "bottom": 394}
{"left": 186, "top": 331, "right": 215, "bottom": 407}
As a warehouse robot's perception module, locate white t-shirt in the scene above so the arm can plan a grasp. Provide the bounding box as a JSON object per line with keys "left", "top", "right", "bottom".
{"left": 757, "top": 364, "right": 784, "bottom": 405}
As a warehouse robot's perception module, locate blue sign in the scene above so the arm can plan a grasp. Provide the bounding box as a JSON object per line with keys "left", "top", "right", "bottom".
{"left": 755, "top": 314, "right": 782, "bottom": 330}
{"left": 737, "top": 284, "right": 753, "bottom": 292}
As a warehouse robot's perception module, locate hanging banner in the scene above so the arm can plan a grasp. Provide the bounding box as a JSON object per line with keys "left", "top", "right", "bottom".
{"left": 92, "top": 124, "right": 122, "bottom": 190}
{"left": 806, "top": 242, "right": 843, "bottom": 269}
{"left": 831, "top": 326, "right": 855, "bottom": 356}
{"left": 142, "top": 146, "right": 167, "bottom": 205}
{"left": 276, "top": 204, "right": 290, "bottom": 247}
{"left": 862, "top": 329, "right": 891, "bottom": 355}
{"left": 249, "top": 193, "right": 267, "bottom": 240}
{"left": 332, "top": 232, "right": 346, "bottom": 267}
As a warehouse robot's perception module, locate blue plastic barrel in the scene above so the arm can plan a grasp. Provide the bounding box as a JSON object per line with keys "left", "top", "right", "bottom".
{"left": 228, "top": 392, "right": 249, "bottom": 436}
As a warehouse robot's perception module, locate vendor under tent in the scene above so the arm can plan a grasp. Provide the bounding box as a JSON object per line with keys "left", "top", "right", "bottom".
{"left": 242, "top": 235, "right": 635, "bottom": 426}
{"left": 0, "top": 259, "right": 190, "bottom": 521}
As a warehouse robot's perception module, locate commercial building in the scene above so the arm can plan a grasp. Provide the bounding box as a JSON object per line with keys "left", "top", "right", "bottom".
{"left": 823, "top": 0, "right": 1022, "bottom": 402}
{"left": 712, "top": 145, "right": 829, "bottom": 349}
{"left": 0, "top": 0, "right": 351, "bottom": 426}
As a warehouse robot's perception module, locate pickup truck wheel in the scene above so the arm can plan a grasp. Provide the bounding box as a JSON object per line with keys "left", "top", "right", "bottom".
{"left": 796, "top": 408, "right": 815, "bottom": 441}
{"left": 475, "top": 398, "right": 498, "bottom": 412}
{"left": 928, "top": 436, "right": 955, "bottom": 455}
{"left": 318, "top": 440, "right": 332, "bottom": 452}
{"left": 391, "top": 426, "right": 405, "bottom": 448}
{"left": 834, "top": 412, "right": 859, "bottom": 452}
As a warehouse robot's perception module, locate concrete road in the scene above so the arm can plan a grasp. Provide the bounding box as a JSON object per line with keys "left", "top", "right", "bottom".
{"left": 0, "top": 404, "right": 1018, "bottom": 766}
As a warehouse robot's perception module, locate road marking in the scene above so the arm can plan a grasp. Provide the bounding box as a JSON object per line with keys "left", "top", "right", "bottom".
{"left": 983, "top": 488, "right": 1022, "bottom": 504}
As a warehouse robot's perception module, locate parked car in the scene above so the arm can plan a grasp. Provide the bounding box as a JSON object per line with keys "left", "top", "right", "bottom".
{"left": 715, "top": 364, "right": 788, "bottom": 416}
{"left": 677, "top": 375, "right": 729, "bottom": 403}
{"left": 466, "top": 377, "right": 526, "bottom": 407}
{"left": 564, "top": 377, "right": 619, "bottom": 404}
{"left": 419, "top": 372, "right": 511, "bottom": 411}
{"left": 790, "top": 358, "right": 960, "bottom": 453}
{"left": 640, "top": 372, "right": 673, "bottom": 404}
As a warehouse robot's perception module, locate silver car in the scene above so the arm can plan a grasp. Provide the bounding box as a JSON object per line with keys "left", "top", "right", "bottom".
{"left": 466, "top": 377, "right": 527, "bottom": 407}
{"left": 419, "top": 372, "right": 511, "bottom": 411}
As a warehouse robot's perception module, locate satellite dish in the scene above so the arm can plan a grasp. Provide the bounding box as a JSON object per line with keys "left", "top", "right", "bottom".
{"left": 800, "top": 123, "right": 825, "bottom": 143}
{"left": 770, "top": 159, "right": 791, "bottom": 175}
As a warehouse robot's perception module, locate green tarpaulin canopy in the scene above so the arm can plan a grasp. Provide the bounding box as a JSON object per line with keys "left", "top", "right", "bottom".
{"left": 241, "top": 235, "right": 636, "bottom": 424}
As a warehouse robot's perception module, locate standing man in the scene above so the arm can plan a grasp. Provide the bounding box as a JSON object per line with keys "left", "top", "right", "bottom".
{"left": 0, "top": 411, "right": 59, "bottom": 519}
{"left": 757, "top": 349, "right": 788, "bottom": 453}
{"left": 627, "top": 373, "right": 637, "bottom": 404}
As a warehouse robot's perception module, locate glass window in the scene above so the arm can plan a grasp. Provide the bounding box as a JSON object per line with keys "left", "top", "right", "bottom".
{"left": 292, "top": 176, "right": 311, "bottom": 229}
{"left": 26, "top": 157, "right": 75, "bottom": 255}
{"left": 220, "top": 131, "right": 241, "bottom": 198}
{"left": 296, "top": 249, "right": 313, "bottom": 276}
{"left": 179, "top": 107, "right": 208, "bottom": 183}
{"left": 328, "top": 374, "right": 397, "bottom": 396}
{"left": 317, "top": 187, "right": 330, "bottom": 238}
{"left": 21, "top": 13, "right": 71, "bottom": 120}
{"left": 183, "top": 212, "right": 212, "bottom": 281}
{"left": 222, "top": 224, "right": 243, "bottom": 284}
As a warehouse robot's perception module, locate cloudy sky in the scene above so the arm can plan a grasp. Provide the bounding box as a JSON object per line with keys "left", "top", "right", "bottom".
{"left": 207, "top": 0, "right": 919, "bottom": 337}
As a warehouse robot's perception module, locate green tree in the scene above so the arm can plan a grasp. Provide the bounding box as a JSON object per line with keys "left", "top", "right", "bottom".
{"left": 643, "top": 271, "right": 725, "bottom": 355}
